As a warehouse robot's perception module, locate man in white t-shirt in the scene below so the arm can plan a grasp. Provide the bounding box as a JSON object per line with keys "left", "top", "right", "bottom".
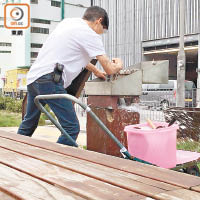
{"left": 17, "top": 6, "right": 123, "bottom": 146}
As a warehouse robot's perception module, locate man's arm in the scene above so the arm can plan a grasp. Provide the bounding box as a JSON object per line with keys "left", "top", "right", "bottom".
{"left": 96, "top": 55, "right": 123, "bottom": 75}
{"left": 86, "top": 62, "right": 106, "bottom": 80}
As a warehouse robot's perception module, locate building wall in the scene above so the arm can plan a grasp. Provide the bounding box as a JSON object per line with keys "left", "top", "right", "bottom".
{"left": 143, "top": 0, "right": 200, "bottom": 40}
{"left": 93, "top": 0, "right": 144, "bottom": 67}
{"left": 4, "top": 68, "right": 29, "bottom": 92}
{"left": 64, "top": 0, "right": 90, "bottom": 18}
{"left": 30, "top": 0, "right": 90, "bottom": 63}
{"left": 0, "top": 0, "right": 30, "bottom": 88}
{"left": 0, "top": 0, "right": 90, "bottom": 89}
{"left": 93, "top": 0, "right": 200, "bottom": 67}
{"left": 30, "top": 0, "right": 61, "bottom": 64}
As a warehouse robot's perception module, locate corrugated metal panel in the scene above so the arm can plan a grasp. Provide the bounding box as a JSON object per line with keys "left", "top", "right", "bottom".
{"left": 93, "top": 0, "right": 143, "bottom": 67}
{"left": 93, "top": 0, "right": 200, "bottom": 66}
{"left": 142, "top": 0, "right": 181, "bottom": 40}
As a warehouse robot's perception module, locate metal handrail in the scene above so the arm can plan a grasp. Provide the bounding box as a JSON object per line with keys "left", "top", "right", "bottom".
{"left": 34, "top": 94, "right": 133, "bottom": 159}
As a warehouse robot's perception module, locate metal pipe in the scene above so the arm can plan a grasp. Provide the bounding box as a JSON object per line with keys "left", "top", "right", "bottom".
{"left": 197, "top": 34, "right": 200, "bottom": 107}
{"left": 176, "top": 0, "right": 186, "bottom": 107}
{"left": 34, "top": 95, "right": 78, "bottom": 147}
{"left": 61, "top": 0, "right": 65, "bottom": 20}
{"left": 179, "top": 0, "right": 185, "bottom": 51}
{"left": 34, "top": 94, "right": 133, "bottom": 160}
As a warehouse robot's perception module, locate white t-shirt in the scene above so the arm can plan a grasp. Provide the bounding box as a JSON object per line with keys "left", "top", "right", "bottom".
{"left": 27, "top": 18, "right": 106, "bottom": 88}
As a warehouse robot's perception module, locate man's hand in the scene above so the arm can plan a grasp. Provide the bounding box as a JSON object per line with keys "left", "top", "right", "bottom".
{"left": 112, "top": 58, "right": 123, "bottom": 67}
{"left": 86, "top": 63, "right": 106, "bottom": 80}
{"left": 97, "top": 55, "right": 123, "bottom": 75}
{"left": 94, "top": 69, "right": 106, "bottom": 80}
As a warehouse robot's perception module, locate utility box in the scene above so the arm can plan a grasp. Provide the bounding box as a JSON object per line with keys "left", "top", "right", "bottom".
{"left": 85, "top": 60, "right": 169, "bottom": 96}
{"left": 87, "top": 97, "right": 140, "bottom": 157}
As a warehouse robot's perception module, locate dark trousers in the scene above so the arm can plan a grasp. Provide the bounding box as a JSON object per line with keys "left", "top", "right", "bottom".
{"left": 17, "top": 73, "right": 80, "bottom": 146}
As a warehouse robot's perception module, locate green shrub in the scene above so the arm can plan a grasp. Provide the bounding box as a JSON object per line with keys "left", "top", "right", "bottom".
{"left": 6, "top": 99, "right": 23, "bottom": 113}
{"left": 0, "top": 96, "right": 56, "bottom": 126}
{"left": 0, "top": 96, "right": 8, "bottom": 109}
{"left": 0, "top": 96, "right": 22, "bottom": 113}
{"left": 0, "top": 98, "right": 5, "bottom": 109}
{"left": 0, "top": 96, "right": 23, "bottom": 113}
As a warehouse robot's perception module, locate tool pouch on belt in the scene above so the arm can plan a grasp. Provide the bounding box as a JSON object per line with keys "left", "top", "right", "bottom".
{"left": 53, "top": 63, "right": 64, "bottom": 83}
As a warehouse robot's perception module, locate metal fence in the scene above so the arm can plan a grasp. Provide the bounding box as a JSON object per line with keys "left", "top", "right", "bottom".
{"left": 2, "top": 88, "right": 26, "bottom": 99}
{"left": 75, "top": 88, "right": 197, "bottom": 124}
{"left": 139, "top": 88, "right": 197, "bottom": 123}
{"left": 74, "top": 91, "right": 88, "bottom": 117}
{"left": 140, "top": 88, "right": 197, "bottom": 108}
{"left": 74, "top": 95, "right": 166, "bottom": 123}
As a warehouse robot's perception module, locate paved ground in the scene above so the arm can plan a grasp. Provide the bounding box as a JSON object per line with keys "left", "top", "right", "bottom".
{"left": 0, "top": 113, "right": 87, "bottom": 147}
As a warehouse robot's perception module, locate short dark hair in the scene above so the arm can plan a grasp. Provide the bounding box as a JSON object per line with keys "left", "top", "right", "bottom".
{"left": 83, "top": 6, "right": 109, "bottom": 29}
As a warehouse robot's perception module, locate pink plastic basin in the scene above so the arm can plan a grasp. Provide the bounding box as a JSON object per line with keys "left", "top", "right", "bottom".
{"left": 124, "top": 122, "right": 178, "bottom": 168}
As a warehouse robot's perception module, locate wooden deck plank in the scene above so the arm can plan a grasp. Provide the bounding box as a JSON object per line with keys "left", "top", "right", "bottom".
{"left": 0, "top": 137, "right": 180, "bottom": 198}
{"left": 155, "top": 189, "right": 200, "bottom": 200}
{"left": 191, "top": 185, "right": 200, "bottom": 192}
{"left": 0, "top": 147, "right": 145, "bottom": 200}
{"left": 0, "top": 191, "right": 17, "bottom": 200}
{"left": 0, "top": 164, "right": 85, "bottom": 200}
{"left": 0, "top": 131, "right": 200, "bottom": 189}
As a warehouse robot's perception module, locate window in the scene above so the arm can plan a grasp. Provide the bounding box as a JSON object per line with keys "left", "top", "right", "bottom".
{"left": 0, "top": 25, "right": 4, "bottom": 28}
{"left": 51, "top": 0, "right": 61, "bottom": 7}
{"left": 0, "top": 51, "right": 11, "bottom": 53}
{"left": 143, "top": 41, "right": 198, "bottom": 52}
{"left": 0, "top": 42, "right": 12, "bottom": 47}
{"left": 31, "top": 27, "right": 49, "bottom": 34}
{"left": 31, "top": 43, "right": 43, "bottom": 48}
{"left": 31, "top": 18, "right": 51, "bottom": 24}
{"left": 31, "top": 52, "right": 39, "bottom": 58}
{"left": 0, "top": 17, "right": 4, "bottom": 21}
{"left": 31, "top": 0, "right": 38, "bottom": 4}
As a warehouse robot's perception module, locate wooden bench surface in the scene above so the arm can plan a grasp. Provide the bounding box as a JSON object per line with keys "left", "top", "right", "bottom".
{"left": 0, "top": 130, "right": 200, "bottom": 199}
